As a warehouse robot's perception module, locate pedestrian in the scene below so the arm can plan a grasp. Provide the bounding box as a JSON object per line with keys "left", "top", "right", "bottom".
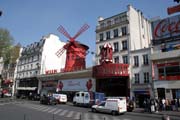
{"left": 150, "top": 98, "right": 155, "bottom": 113}
{"left": 175, "top": 99, "right": 178, "bottom": 111}
{"left": 143, "top": 99, "right": 147, "bottom": 112}
{"left": 162, "top": 98, "right": 166, "bottom": 111}
{"left": 155, "top": 98, "right": 159, "bottom": 112}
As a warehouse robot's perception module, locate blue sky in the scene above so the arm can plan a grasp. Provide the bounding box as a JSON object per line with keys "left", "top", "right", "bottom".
{"left": 0, "top": 0, "right": 179, "bottom": 67}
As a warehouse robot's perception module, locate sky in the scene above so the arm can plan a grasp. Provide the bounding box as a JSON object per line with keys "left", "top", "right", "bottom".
{"left": 0, "top": 0, "right": 179, "bottom": 67}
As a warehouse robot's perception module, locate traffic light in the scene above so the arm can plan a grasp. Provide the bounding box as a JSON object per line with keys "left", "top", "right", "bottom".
{"left": 174, "top": 0, "right": 180, "bottom": 3}
{"left": 0, "top": 11, "right": 2, "bottom": 16}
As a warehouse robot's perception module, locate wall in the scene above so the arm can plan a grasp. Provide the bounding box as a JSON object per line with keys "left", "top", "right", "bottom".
{"left": 41, "top": 34, "right": 66, "bottom": 74}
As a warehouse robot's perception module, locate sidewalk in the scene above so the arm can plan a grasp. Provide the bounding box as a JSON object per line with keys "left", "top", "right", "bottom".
{"left": 132, "top": 107, "right": 180, "bottom": 118}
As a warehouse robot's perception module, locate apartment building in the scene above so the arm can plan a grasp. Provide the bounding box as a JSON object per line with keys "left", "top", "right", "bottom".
{"left": 130, "top": 48, "right": 152, "bottom": 107}
{"left": 150, "top": 14, "right": 180, "bottom": 100}
{"left": 15, "top": 34, "right": 66, "bottom": 97}
{"left": 95, "top": 5, "right": 152, "bottom": 104}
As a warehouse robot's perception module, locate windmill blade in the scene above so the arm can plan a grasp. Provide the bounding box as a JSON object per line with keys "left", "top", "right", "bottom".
{"left": 57, "top": 25, "right": 72, "bottom": 40}
{"left": 72, "top": 24, "right": 90, "bottom": 40}
{"left": 55, "top": 47, "right": 66, "bottom": 57}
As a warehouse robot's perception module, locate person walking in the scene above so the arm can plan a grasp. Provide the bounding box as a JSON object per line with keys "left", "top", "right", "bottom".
{"left": 150, "top": 98, "right": 155, "bottom": 113}
{"left": 162, "top": 98, "right": 166, "bottom": 111}
{"left": 175, "top": 99, "right": 179, "bottom": 111}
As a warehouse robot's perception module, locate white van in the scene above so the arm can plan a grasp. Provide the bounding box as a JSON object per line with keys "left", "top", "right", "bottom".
{"left": 73, "top": 91, "right": 105, "bottom": 107}
{"left": 91, "top": 98, "right": 127, "bottom": 115}
{"left": 53, "top": 93, "right": 67, "bottom": 104}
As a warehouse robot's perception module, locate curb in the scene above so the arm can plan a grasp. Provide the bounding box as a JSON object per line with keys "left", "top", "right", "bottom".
{"left": 128, "top": 111, "right": 180, "bottom": 120}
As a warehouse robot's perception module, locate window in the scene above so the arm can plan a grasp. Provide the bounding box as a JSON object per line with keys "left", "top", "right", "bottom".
{"left": 113, "top": 29, "right": 118, "bottom": 38}
{"left": 122, "top": 41, "right": 128, "bottom": 50}
{"left": 113, "top": 42, "right": 119, "bottom": 52}
{"left": 99, "top": 33, "right": 104, "bottom": 41}
{"left": 114, "top": 56, "right": 119, "bottom": 63}
{"left": 100, "top": 23, "right": 105, "bottom": 28}
{"left": 158, "top": 64, "right": 180, "bottom": 80}
{"left": 99, "top": 45, "right": 103, "bottom": 55}
{"left": 134, "top": 56, "right": 139, "bottom": 67}
{"left": 144, "top": 72, "right": 149, "bottom": 83}
{"left": 107, "top": 20, "right": 111, "bottom": 26}
{"left": 122, "top": 55, "right": 128, "bottom": 64}
{"left": 121, "top": 26, "right": 127, "bottom": 36}
{"left": 143, "top": 54, "right": 149, "bottom": 65}
{"left": 106, "top": 31, "right": 110, "bottom": 40}
{"left": 134, "top": 73, "right": 140, "bottom": 84}
{"left": 114, "top": 17, "right": 119, "bottom": 24}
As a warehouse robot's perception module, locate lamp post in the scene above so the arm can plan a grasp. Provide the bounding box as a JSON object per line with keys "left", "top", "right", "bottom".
{"left": 0, "top": 11, "right": 2, "bottom": 16}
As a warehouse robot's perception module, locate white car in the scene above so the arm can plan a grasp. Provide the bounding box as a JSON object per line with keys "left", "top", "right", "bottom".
{"left": 92, "top": 98, "right": 127, "bottom": 115}
{"left": 53, "top": 93, "right": 67, "bottom": 104}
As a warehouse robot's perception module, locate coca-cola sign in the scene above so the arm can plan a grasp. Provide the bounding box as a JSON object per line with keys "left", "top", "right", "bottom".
{"left": 152, "top": 15, "right": 180, "bottom": 40}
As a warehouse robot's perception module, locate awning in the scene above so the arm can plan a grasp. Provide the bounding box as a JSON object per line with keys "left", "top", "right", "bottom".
{"left": 134, "top": 90, "right": 150, "bottom": 95}
{"left": 3, "top": 79, "right": 13, "bottom": 84}
{"left": 16, "top": 87, "right": 37, "bottom": 91}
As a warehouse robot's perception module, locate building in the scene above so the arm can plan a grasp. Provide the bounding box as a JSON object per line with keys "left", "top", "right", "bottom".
{"left": 37, "top": 67, "right": 93, "bottom": 101}
{"left": 15, "top": 34, "right": 66, "bottom": 98}
{"left": 1, "top": 44, "right": 21, "bottom": 97}
{"left": 150, "top": 14, "right": 180, "bottom": 100}
{"left": 0, "top": 57, "right": 3, "bottom": 91}
{"left": 95, "top": 5, "right": 152, "bottom": 100}
{"left": 130, "top": 48, "right": 152, "bottom": 107}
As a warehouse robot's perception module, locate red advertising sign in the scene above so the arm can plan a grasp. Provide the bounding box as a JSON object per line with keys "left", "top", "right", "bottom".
{"left": 167, "top": 4, "right": 180, "bottom": 15}
{"left": 152, "top": 15, "right": 180, "bottom": 40}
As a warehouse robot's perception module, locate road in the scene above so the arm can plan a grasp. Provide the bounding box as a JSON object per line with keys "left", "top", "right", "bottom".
{"left": 0, "top": 100, "right": 162, "bottom": 120}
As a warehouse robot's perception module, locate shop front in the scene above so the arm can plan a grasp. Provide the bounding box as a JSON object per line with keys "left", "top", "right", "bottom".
{"left": 38, "top": 68, "right": 94, "bottom": 101}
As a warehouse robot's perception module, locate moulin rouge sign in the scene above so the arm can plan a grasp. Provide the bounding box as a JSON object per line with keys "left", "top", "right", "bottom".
{"left": 152, "top": 15, "right": 180, "bottom": 40}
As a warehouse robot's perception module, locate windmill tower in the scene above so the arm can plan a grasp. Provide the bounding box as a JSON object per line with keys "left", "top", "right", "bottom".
{"left": 56, "top": 24, "right": 89, "bottom": 72}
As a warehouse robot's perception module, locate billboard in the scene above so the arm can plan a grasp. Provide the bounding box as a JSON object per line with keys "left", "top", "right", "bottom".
{"left": 151, "top": 14, "right": 180, "bottom": 43}
{"left": 56, "top": 78, "right": 95, "bottom": 92}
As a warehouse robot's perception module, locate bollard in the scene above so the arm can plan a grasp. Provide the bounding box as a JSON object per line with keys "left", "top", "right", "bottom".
{"left": 79, "top": 113, "right": 81, "bottom": 120}
{"left": 52, "top": 113, "right": 54, "bottom": 120}
{"left": 24, "top": 114, "right": 26, "bottom": 120}
{"left": 104, "top": 117, "right": 106, "bottom": 120}
{"left": 162, "top": 115, "right": 170, "bottom": 120}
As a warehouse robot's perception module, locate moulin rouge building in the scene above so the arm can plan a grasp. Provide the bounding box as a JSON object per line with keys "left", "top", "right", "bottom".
{"left": 37, "top": 24, "right": 129, "bottom": 100}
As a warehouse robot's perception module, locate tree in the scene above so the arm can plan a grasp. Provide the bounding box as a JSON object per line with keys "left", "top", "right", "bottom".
{"left": 0, "top": 28, "right": 14, "bottom": 58}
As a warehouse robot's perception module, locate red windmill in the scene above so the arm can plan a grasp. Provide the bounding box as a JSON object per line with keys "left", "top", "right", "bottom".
{"left": 56, "top": 24, "right": 89, "bottom": 72}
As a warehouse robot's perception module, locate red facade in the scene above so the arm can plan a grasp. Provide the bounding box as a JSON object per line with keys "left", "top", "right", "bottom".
{"left": 93, "top": 63, "right": 129, "bottom": 78}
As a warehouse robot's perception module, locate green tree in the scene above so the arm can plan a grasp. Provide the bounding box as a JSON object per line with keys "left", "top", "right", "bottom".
{"left": 0, "top": 28, "right": 14, "bottom": 63}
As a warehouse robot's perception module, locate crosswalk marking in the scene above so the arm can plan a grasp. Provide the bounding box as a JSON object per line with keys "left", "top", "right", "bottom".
{"left": 13, "top": 103, "right": 133, "bottom": 120}
{"left": 74, "top": 112, "right": 81, "bottom": 120}
{"left": 48, "top": 108, "right": 57, "bottom": 113}
{"left": 42, "top": 107, "right": 51, "bottom": 112}
{"left": 65, "top": 111, "right": 74, "bottom": 117}
{"left": 54, "top": 109, "right": 62, "bottom": 114}
{"left": 59, "top": 109, "right": 68, "bottom": 116}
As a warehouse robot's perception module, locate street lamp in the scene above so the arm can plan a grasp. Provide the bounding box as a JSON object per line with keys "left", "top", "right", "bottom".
{"left": 0, "top": 11, "right": 2, "bottom": 16}
{"left": 174, "top": 0, "right": 180, "bottom": 3}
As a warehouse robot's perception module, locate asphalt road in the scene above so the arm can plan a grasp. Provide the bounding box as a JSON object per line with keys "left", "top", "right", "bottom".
{"left": 0, "top": 100, "right": 162, "bottom": 120}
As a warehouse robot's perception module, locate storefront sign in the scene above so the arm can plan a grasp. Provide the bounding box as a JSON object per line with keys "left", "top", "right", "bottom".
{"left": 57, "top": 78, "right": 95, "bottom": 92}
{"left": 45, "top": 69, "right": 57, "bottom": 74}
{"left": 152, "top": 14, "right": 180, "bottom": 40}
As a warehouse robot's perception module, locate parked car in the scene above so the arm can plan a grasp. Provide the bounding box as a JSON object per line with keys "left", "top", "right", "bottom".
{"left": 52, "top": 93, "right": 67, "bottom": 104}
{"left": 40, "top": 95, "right": 57, "bottom": 105}
{"left": 91, "top": 98, "right": 127, "bottom": 115}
